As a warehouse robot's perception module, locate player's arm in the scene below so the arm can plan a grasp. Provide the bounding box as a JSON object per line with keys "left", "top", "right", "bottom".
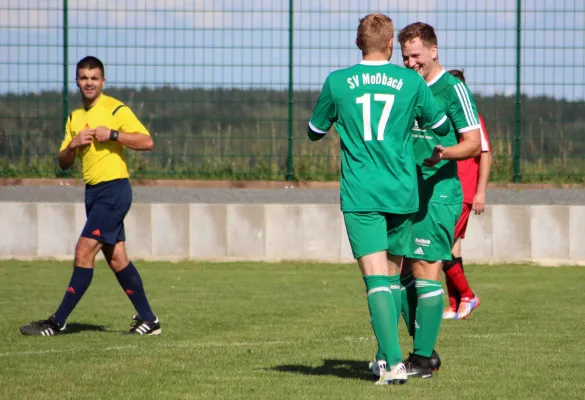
{"left": 440, "top": 130, "right": 481, "bottom": 161}
{"left": 444, "top": 82, "right": 482, "bottom": 160}
{"left": 308, "top": 125, "right": 327, "bottom": 141}
{"left": 424, "top": 129, "right": 481, "bottom": 166}
{"left": 114, "top": 131, "right": 154, "bottom": 151}
{"left": 414, "top": 79, "right": 449, "bottom": 136}
{"left": 473, "top": 115, "right": 492, "bottom": 214}
{"left": 308, "top": 77, "right": 337, "bottom": 141}
{"left": 58, "top": 114, "right": 93, "bottom": 170}
{"left": 472, "top": 151, "right": 492, "bottom": 213}
{"left": 58, "top": 124, "right": 76, "bottom": 170}
{"left": 94, "top": 106, "right": 154, "bottom": 151}
{"left": 424, "top": 84, "right": 483, "bottom": 166}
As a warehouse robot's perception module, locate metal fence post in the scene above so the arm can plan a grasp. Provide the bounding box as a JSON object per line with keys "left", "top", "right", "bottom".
{"left": 514, "top": 0, "right": 522, "bottom": 182}
{"left": 286, "top": 0, "right": 294, "bottom": 181}
{"left": 62, "top": 0, "right": 68, "bottom": 133}
{"left": 59, "top": 0, "right": 69, "bottom": 178}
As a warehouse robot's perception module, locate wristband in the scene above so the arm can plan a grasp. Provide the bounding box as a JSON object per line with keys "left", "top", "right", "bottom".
{"left": 110, "top": 129, "right": 119, "bottom": 141}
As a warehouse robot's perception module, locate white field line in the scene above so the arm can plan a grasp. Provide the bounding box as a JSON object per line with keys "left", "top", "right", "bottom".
{"left": 0, "top": 331, "right": 533, "bottom": 358}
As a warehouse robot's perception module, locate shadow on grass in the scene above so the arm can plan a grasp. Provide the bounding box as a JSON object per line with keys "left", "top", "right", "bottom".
{"left": 268, "top": 359, "right": 374, "bottom": 381}
{"left": 65, "top": 323, "right": 109, "bottom": 334}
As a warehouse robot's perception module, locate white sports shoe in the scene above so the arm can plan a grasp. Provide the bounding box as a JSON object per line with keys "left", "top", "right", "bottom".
{"left": 457, "top": 296, "right": 481, "bottom": 319}
{"left": 373, "top": 361, "right": 408, "bottom": 385}
{"left": 442, "top": 307, "right": 458, "bottom": 319}
{"left": 368, "top": 360, "right": 381, "bottom": 377}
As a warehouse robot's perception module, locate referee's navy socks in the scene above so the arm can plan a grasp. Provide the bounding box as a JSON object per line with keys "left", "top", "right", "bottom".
{"left": 53, "top": 266, "right": 94, "bottom": 326}
{"left": 115, "top": 262, "right": 156, "bottom": 322}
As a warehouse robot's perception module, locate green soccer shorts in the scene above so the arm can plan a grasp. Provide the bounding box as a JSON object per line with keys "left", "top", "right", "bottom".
{"left": 407, "top": 201, "right": 461, "bottom": 262}
{"left": 343, "top": 212, "right": 414, "bottom": 259}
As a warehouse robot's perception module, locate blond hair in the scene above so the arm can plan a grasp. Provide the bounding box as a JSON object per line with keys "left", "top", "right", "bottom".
{"left": 356, "top": 14, "right": 394, "bottom": 54}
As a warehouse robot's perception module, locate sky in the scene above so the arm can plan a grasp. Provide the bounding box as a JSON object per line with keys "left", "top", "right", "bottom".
{"left": 1, "top": 0, "right": 584, "bottom": 100}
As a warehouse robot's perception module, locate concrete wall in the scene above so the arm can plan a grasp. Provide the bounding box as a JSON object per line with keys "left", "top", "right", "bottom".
{"left": 0, "top": 202, "right": 582, "bottom": 265}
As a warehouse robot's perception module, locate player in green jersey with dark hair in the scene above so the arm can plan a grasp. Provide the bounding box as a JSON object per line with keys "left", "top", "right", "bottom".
{"left": 308, "top": 13, "right": 450, "bottom": 385}
{"left": 396, "top": 22, "right": 482, "bottom": 378}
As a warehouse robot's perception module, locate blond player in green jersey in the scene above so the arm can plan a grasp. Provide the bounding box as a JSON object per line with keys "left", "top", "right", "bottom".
{"left": 308, "top": 13, "right": 451, "bottom": 385}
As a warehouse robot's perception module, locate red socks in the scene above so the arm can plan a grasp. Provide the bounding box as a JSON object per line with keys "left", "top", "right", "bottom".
{"left": 443, "top": 257, "right": 474, "bottom": 308}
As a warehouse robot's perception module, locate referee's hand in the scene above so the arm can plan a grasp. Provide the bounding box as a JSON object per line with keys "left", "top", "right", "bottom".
{"left": 70, "top": 128, "right": 94, "bottom": 148}
{"left": 94, "top": 126, "right": 111, "bottom": 143}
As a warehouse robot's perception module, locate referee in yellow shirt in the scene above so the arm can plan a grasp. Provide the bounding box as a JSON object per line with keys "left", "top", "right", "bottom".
{"left": 20, "top": 56, "right": 160, "bottom": 336}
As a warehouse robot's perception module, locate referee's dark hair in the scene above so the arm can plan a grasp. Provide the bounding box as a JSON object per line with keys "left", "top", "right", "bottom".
{"left": 77, "top": 56, "right": 105, "bottom": 77}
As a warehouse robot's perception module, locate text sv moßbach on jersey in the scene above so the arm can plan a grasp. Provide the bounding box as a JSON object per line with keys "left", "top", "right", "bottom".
{"left": 347, "top": 73, "right": 404, "bottom": 90}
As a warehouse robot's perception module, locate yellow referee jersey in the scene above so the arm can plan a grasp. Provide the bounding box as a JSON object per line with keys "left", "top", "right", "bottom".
{"left": 59, "top": 94, "right": 150, "bottom": 185}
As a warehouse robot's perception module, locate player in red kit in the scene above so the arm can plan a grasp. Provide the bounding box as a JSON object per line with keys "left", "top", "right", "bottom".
{"left": 442, "top": 69, "right": 492, "bottom": 320}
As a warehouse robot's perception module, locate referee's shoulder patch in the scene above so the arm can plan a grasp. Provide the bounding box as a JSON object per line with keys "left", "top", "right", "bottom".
{"left": 112, "top": 104, "right": 126, "bottom": 116}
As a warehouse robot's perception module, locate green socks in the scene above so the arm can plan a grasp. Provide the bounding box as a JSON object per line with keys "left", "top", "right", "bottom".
{"left": 388, "top": 274, "right": 402, "bottom": 326}
{"left": 375, "top": 274, "right": 403, "bottom": 361}
{"left": 400, "top": 273, "right": 417, "bottom": 337}
{"left": 363, "top": 275, "right": 402, "bottom": 366}
{"left": 413, "top": 279, "right": 444, "bottom": 358}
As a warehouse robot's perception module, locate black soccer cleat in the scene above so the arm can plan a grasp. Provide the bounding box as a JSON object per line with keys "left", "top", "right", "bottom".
{"left": 404, "top": 350, "right": 441, "bottom": 372}
{"left": 430, "top": 349, "right": 441, "bottom": 372}
{"left": 127, "top": 316, "right": 162, "bottom": 335}
{"left": 20, "top": 316, "right": 66, "bottom": 336}
{"left": 130, "top": 314, "right": 142, "bottom": 326}
{"left": 404, "top": 353, "right": 433, "bottom": 378}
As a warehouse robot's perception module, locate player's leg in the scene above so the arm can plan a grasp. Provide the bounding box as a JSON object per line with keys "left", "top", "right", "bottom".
{"left": 449, "top": 230, "right": 480, "bottom": 319}
{"left": 399, "top": 204, "right": 428, "bottom": 339}
{"left": 405, "top": 202, "right": 458, "bottom": 377}
{"left": 385, "top": 213, "right": 413, "bottom": 328}
{"left": 344, "top": 212, "right": 406, "bottom": 384}
{"left": 51, "top": 237, "right": 102, "bottom": 325}
{"left": 102, "top": 241, "right": 160, "bottom": 335}
{"left": 442, "top": 203, "right": 471, "bottom": 319}
{"left": 97, "top": 179, "right": 160, "bottom": 335}
{"left": 401, "top": 258, "right": 440, "bottom": 375}
{"left": 407, "top": 258, "right": 443, "bottom": 377}
{"left": 20, "top": 187, "right": 104, "bottom": 336}
{"left": 400, "top": 214, "right": 440, "bottom": 373}
{"left": 360, "top": 252, "right": 407, "bottom": 384}
{"left": 369, "top": 213, "right": 414, "bottom": 380}
{"left": 399, "top": 257, "right": 417, "bottom": 337}
{"left": 373, "top": 251, "right": 404, "bottom": 366}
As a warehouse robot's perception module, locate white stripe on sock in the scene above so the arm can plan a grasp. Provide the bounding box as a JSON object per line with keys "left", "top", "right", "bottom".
{"left": 418, "top": 289, "right": 444, "bottom": 299}
{"left": 367, "top": 287, "right": 392, "bottom": 296}
{"left": 415, "top": 281, "right": 441, "bottom": 287}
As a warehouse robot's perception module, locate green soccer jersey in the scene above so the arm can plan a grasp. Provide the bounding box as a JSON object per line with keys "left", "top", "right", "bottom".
{"left": 309, "top": 61, "right": 448, "bottom": 213}
{"left": 412, "top": 69, "right": 481, "bottom": 204}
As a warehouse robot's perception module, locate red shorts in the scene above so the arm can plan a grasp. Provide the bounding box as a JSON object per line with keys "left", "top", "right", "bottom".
{"left": 454, "top": 203, "right": 473, "bottom": 239}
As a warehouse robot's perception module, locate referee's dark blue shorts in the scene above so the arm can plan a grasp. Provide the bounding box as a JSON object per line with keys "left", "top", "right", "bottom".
{"left": 81, "top": 178, "right": 132, "bottom": 245}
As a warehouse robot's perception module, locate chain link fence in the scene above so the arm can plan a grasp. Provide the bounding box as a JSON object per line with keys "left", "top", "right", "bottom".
{"left": 1, "top": 0, "right": 583, "bottom": 182}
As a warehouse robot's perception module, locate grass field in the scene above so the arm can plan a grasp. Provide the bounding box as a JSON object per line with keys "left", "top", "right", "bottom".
{"left": 1, "top": 261, "right": 584, "bottom": 400}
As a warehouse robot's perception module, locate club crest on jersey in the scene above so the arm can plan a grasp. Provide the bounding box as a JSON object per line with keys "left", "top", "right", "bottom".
{"left": 412, "top": 119, "right": 425, "bottom": 132}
